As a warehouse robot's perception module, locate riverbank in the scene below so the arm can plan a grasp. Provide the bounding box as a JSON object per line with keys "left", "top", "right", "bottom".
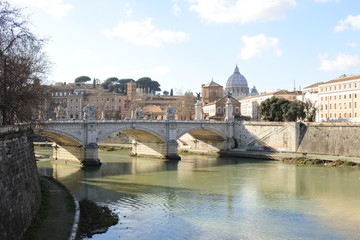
{"left": 22, "top": 176, "right": 79, "bottom": 240}
{"left": 221, "top": 149, "right": 360, "bottom": 165}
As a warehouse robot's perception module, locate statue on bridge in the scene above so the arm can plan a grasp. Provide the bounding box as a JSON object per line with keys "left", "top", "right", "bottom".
{"left": 166, "top": 106, "right": 176, "bottom": 120}
{"left": 83, "top": 104, "right": 97, "bottom": 121}
{"left": 54, "top": 105, "right": 67, "bottom": 120}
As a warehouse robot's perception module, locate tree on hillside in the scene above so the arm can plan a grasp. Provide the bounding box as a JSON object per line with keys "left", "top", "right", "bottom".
{"left": 75, "top": 75, "right": 91, "bottom": 84}
{"left": 0, "top": 1, "right": 50, "bottom": 125}
{"left": 136, "top": 77, "right": 161, "bottom": 94}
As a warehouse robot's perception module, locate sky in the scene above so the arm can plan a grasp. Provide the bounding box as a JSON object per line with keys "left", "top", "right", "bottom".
{"left": 8, "top": 0, "right": 360, "bottom": 95}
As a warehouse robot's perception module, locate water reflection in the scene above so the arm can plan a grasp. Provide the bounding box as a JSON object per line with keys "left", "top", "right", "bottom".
{"left": 35, "top": 147, "right": 360, "bottom": 240}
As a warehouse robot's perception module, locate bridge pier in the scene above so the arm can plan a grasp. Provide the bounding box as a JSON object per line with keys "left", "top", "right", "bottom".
{"left": 51, "top": 143, "right": 100, "bottom": 166}
{"left": 131, "top": 140, "right": 181, "bottom": 160}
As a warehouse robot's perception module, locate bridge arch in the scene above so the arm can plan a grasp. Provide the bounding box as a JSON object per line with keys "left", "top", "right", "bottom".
{"left": 176, "top": 126, "right": 228, "bottom": 151}
{"left": 97, "top": 126, "right": 165, "bottom": 143}
{"left": 35, "top": 129, "right": 83, "bottom": 146}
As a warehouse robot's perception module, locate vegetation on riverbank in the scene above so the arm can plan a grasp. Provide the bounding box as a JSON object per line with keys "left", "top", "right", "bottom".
{"left": 22, "top": 176, "right": 75, "bottom": 240}
{"left": 78, "top": 199, "right": 119, "bottom": 239}
{"left": 281, "top": 157, "right": 360, "bottom": 167}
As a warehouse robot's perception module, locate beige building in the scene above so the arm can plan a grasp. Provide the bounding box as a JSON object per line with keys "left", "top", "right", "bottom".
{"left": 202, "top": 95, "right": 241, "bottom": 120}
{"left": 240, "top": 90, "right": 302, "bottom": 121}
{"left": 318, "top": 75, "right": 360, "bottom": 122}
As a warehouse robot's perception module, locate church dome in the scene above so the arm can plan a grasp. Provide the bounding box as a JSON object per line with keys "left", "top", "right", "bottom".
{"left": 226, "top": 65, "right": 248, "bottom": 87}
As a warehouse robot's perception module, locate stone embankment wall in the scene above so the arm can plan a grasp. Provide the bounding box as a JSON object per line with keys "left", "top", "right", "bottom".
{"left": 0, "top": 126, "right": 41, "bottom": 240}
{"left": 236, "top": 122, "right": 298, "bottom": 152}
{"left": 237, "top": 121, "right": 360, "bottom": 157}
{"left": 297, "top": 122, "right": 360, "bottom": 157}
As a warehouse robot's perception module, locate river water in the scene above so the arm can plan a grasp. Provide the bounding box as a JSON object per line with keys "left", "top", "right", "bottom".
{"left": 35, "top": 147, "right": 360, "bottom": 240}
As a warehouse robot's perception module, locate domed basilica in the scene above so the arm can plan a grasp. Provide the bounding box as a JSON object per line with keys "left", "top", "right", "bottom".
{"left": 225, "top": 65, "right": 258, "bottom": 100}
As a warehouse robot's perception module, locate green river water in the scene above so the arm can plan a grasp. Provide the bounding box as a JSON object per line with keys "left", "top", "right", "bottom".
{"left": 35, "top": 147, "right": 360, "bottom": 240}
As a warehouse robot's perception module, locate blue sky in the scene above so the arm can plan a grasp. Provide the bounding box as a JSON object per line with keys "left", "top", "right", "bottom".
{"left": 9, "top": 0, "right": 360, "bottom": 94}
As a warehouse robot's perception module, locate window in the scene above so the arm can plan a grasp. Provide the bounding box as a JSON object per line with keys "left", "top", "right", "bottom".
{"left": 118, "top": 106, "right": 121, "bottom": 110}
{"left": 344, "top": 113, "right": 347, "bottom": 118}
{"left": 107, "top": 98, "right": 109, "bottom": 102}
{"left": 339, "top": 113, "right": 342, "bottom": 118}
{"left": 119, "top": 99, "right": 121, "bottom": 102}
{"left": 321, "top": 114, "right": 323, "bottom": 118}
{"left": 350, "top": 113, "right": 352, "bottom": 117}
{"left": 325, "top": 96, "right": 327, "bottom": 101}
{"left": 356, "top": 113, "right": 357, "bottom": 117}
{"left": 330, "top": 96, "right": 332, "bottom": 100}
{"left": 325, "top": 104, "right": 327, "bottom": 110}
{"left": 52, "top": 92, "right": 54, "bottom": 96}
{"left": 349, "top": 84, "right": 352, "bottom": 88}
{"left": 334, "top": 96, "right": 337, "bottom": 100}
{"left": 75, "top": 106, "right": 78, "bottom": 110}
{"left": 112, "top": 106, "right": 114, "bottom": 110}
{"left": 339, "top": 85, "right": 341, "bottom": 90}
{"left": 217, "top": 107, "right": 221, "bottom": 113}
{"left": 349, "top": 102, "right": 352, "bottom": 108}
{"left": 344, "top": 95, "right": 346, "bottom": 99}
{"left": 339, "top": 95, "right": 341, "bottom": 99}
{"left": 70, "top": 99, "right": 73, "bottom": 103}
{"left": 60, "top": 92, "right": 62, "bottom": 96}
{"left": 235, "top": 107, "right": 239, "bottom": 113}
{"left": 335, "top": 113, "right": 337, "bottom": 118}
{"left": 334, "top": 103, "right": 336, "bottom": 109}
{"left": 55, "top": 92, "right": 58, "bottom": 96}
{"left": 355, "top": 94, "right": 357, "bottom": 98}
{"left": 321, "top": 97, "right": 323, "bottom": 101}
{"left": 112, "top": 99, "right": 115, "bottom": 102}
{"left": 330, "top": 114, "right": 332, "bottom": 118}
{"left": 329, "top": 104, "right": 332, "bottom": 110}
{"left": 355, "top": 102, "right": 357, "bottom": 108}
{"left": 344, "top": 85, "right": 346, "bottom": 89}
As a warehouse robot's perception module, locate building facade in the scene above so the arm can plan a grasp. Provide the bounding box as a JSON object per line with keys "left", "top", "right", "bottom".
{"left": 317, "top": 75, "right": 360, "bottom": 122}
{"left": 240, "top": 90, "right": 302, "bottom": 121}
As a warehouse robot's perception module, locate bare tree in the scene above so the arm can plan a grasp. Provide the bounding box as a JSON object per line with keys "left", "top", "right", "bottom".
{"left": 175, "top": 91, "right": 195, "bottom": 120}
{"left": 0, "top": 1, "right": 49, "bottom": 125}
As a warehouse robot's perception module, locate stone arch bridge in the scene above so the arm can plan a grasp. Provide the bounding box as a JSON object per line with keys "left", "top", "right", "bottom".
{"left": 34, "top": 119, "right": 236, "bottom": 166}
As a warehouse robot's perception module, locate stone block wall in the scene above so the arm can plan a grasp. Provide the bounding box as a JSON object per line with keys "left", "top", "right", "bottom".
{"left": 0, "top": 126, "right": 41, "bottom": 240}
{"left": 297, "top": 122, "right": 360, "bottom": 157}
{"left": 236, "top": 122, "right": 298, "bottom": 152}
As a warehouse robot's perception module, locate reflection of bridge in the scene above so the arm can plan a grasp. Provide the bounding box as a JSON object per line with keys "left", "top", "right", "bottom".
{"left": 34, "top": 119, "right": 236, "bottom": 166}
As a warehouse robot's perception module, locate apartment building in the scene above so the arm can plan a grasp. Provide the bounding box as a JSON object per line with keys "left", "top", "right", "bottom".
{"left": 318, "top": 75, "right": 360, "bottom": 122}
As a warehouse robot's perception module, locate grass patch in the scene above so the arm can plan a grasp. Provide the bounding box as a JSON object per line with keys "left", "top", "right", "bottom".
{"left": 22, "top": 177, "right": 51, "bottom": 240}
{"left": 282, "top": 157, "right": 360, "bottom": 168}
{"left": 78, "top": 199, "right": 119, "bottom": 239}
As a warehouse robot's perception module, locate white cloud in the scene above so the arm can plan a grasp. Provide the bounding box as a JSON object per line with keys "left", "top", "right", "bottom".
{"left": 103, "top": 18, "right": 188, "bottom": 47}
{"left": 318, "top": 53, "right": 360, "bottom": 71}
{"left": 173, "top": 2, "right": 181, "bottom": 15}
{"left": 187, "top": 0, "right": 296, "bottom": 23}
{"left": 348, "top": 41, "right": 358, "bottom": 48}
{"left": 239, "top": 34, "right": 282, "bottom": 60}
{"left": 124, "top": 3, "right": 133, "bottom": 18}
{"left": 334, "top": 14, "right": 360, "bottom": 32}
{"left": 10, "top": 0, "right": 73, "bottom": 18}
{"left": 315, "top": 0, "right": 340, "bottom": 2}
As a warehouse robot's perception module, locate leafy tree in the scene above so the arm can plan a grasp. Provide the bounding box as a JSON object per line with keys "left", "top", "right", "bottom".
{"left": 75, "top": 75, "right": 91, "bottom": 84}
{"left": 136, "top": 77, "right": 161, "bottom": 94}
{"left": 285, "top": 100, "right": 305, "bottom": 121}
{"left": 163, "top": 90, "right": 169, "bottom": 96}
{"left": 259, "top": 97, "right": 306, "bottom": 122}
{"left": 170, "top": 89, "right": 173, "bottom": 96}
{"left": 0, "top": 1, "right": 49, "bottom": 125}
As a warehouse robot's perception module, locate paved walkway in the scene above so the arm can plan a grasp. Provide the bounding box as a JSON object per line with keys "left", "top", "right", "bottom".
{"left": 23, "top": 176, "right": 78, "bottom": 240}
{"left": 223, "top": 150, "right": 360, "bottom": 164}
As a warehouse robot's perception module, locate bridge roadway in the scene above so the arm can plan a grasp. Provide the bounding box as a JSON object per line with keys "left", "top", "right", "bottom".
{"left": 34, "top": 119, "right": 236, "bottom": 166}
